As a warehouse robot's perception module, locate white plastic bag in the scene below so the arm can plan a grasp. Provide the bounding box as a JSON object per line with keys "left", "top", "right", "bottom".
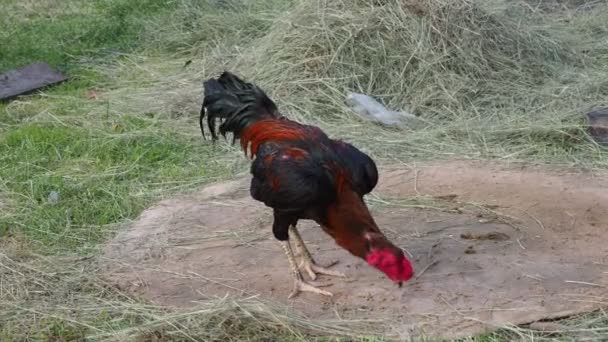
{"left": 345, "top": 92, "right": 418, "bottom": 127}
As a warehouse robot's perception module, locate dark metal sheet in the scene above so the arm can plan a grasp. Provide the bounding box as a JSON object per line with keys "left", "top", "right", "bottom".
{"left": 0, "top": 62, "right": 68, "bottom": 101}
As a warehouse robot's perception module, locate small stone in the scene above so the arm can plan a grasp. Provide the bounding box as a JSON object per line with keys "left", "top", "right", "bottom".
{"left": 464, "top": 246, "right": 476, "bottom": 254}
{"left": 48, "top": 191, "right": 60, "bottom": 204}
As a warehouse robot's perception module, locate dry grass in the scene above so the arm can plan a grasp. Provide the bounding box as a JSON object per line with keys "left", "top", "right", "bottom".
{"left": 1, "top": 0, "right": 608, "bottom": 340}
{"left": 0, "top": 236, "right": 387, "bottom": 341}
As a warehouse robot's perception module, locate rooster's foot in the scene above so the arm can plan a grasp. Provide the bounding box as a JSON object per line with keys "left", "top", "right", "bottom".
{"left": 289, "top": 279, "right": 333, "bottom": 299}
{"left": 300, "top": 259, "right": 346, "bottom": 281}
{"left": 289, "top": 225, "right": 346, "bottom": 280}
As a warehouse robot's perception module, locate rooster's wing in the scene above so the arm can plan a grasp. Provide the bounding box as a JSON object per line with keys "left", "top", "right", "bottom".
{"left": 250, "top": 143, "right": 336, "bottom": 240}
{"left": 250, "top": 144, "right": 335, "bottom": 212}
{"left": 331, "top": 140, "right": 378, "bottom": 197}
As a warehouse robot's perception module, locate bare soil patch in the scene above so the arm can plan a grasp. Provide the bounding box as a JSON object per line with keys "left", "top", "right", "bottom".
{"left": 102, "top": 160, "right": 608, "bottom": 339}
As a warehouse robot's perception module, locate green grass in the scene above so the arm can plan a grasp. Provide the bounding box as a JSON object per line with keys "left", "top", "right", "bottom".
{"left": 1, "top": 0, "right": 608, "bottom": 340}
{"left": 0, "top": 0, "right": 175, "bottom": 73}
{"left": 0, "top": 119, "right": 229, "bottom": 253}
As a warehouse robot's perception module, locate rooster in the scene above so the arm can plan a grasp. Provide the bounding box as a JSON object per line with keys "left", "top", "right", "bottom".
{"left": 200, "top": 71, "right": 413, "bottom": 298}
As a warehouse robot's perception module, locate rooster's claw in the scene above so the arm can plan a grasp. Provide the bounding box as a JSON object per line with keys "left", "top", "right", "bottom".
{"left": 301, "top": 259, "right": 346, "bottom": 281}
{"left": 289, "top": 279, "right": 333, "bottom": 299}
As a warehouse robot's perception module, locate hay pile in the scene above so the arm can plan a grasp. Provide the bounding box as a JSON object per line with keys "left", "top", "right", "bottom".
{"left": 106, "top": 0, "right": 607, "bottom": 164}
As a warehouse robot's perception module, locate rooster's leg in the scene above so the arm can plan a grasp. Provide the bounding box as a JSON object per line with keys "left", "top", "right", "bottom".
{"left": 289, "top": 226, "right": 346, "bottom": 281}
{"left": 280, "top": 240, "right": 334, "bottom": 299}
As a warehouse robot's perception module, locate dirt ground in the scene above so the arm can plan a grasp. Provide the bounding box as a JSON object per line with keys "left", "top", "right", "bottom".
{"left": 102, "top": 160, "right": 608, "bottom": 339}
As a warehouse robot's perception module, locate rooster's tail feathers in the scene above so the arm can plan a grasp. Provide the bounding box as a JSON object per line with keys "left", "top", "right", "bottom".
{"left": 200, "top": 71, "right": 280, "bottom": 140}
